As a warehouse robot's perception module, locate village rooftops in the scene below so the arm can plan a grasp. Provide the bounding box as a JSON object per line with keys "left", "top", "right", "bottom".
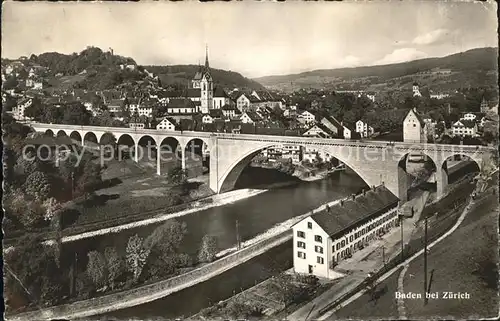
{"left": 310, "top": 185, "right": 399, "bottom": 239}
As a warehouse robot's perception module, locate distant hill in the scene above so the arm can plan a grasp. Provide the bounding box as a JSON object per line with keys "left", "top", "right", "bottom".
{"left": 255, "top": 47, "right": 498, "bottom": 93}
{"left": 144, "top": 65, "right": 265, "bottom": 91}
{"left": 16, "top": 46, "right": 264, "bottom": 91}
{"left": 31, "top": 47, "right": 137, "bottom": 76}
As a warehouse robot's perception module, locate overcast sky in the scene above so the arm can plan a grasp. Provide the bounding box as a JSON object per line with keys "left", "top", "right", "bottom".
{"left": 2, "top": 1, "right": 498, "bottom": 78}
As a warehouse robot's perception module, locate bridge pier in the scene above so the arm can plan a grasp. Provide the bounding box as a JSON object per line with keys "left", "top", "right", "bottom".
{"left": 181, "top": 148, "right": 186, "bottom": 171}
{"left": 436, "top": 166, "right": 448, "bottom": 199}
{"left": 134, "top": 144, "right": 139, "bottom": 163}
{"left": 156, "top": 149, "right": 161, "bottom": 175}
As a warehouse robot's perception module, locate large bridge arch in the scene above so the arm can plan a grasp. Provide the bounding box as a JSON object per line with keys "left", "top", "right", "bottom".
{"left": 396, "top": 152, "right": 438, "bottom": 202}
{"left": 44, "top": 129, "right": 54, "bottom": 137}
{"left": 215, "top": 143, "right": 378, "bottom": 194}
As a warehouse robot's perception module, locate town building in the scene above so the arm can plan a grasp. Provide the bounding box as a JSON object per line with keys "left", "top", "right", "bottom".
{"left": 460, "top": 113, "right": 477, "bottom": 121}
{"left": 12, "top": 97, "right": 33, "bottom": 120}
{"left": 303, "top": 123, "right": 335, "bottom": 138}
{"left": 166, "top": 98, "right": 198, "bottom": 115}
{"left": 221, "top": 104, "right": 241, "bottom": 118}
{"left": 299, "top": 111, "right": 316, "bottom": 124}
{"left": 213, "top": 87, "right": 231, "bottom": 109}
{"left": 129, "top": 122, "right": 146, "bottom": 130}
{"left": 320, "top": 116, "right": 343, "bottom": 138}
{"left": 412, "top": 82, "right": 422, "bottom": 97}
{"left": 292, "top": 185, "right": 399, "bottom": 279}
{"left": 240, "top": 111, "right": 263, "bottom": 124}
{"left": 106, "top": 99, "right": 126, "bottom": 114}
{"left": 355, "top": 120, "right": 374, "bottom": 138}
{"left": 403, "top": 108, "right": 427, "bottom": 143}
{"left": 281, "top": 144, "right": 304, "bottom": 164}
{"left": 429, "top": 91, "right": 450, "bottom": 100}
{"left": 451, "top": 120, "right": 478, "bottom": 137}
{"left": 156, "top": 117, "right": 177, "bottom": 131}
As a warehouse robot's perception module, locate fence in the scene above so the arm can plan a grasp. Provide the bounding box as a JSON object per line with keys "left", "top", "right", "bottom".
{"left": 7, "top": 229, "right": 293, "bottom": 321}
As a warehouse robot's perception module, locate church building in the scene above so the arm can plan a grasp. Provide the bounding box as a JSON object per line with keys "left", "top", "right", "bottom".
{"left": 191, "top": 47, "right": 214, "bottom": 113}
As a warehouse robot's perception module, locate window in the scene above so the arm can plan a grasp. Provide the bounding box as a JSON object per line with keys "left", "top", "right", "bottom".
{"left": 336, "top": 243, "right": 340, "bottom": 250}
{"left": 297, "top": 231, "right": 305, "bottom": 238}
{"left": 297, "top": 241, "right": 306, "bottom": 249}
{"left": 307, "top": 222, "right": 312, "bottom": 229}
{"left": 317, "top": 256, "right": 324, "bottom": 264}
{"left": 341, "top": 240, "right": 345, "bottom": 247}
{"left": 349, "top": 235, "right": 353, "bottom": 242}
{"left": 314, "top": 235, "right": 323, "bottom": 243}
{"left": 315, "top": 246, "right": 323, "bottom": 254}
{"left": 297, "top": 251, "right": 306, "bottom": 259}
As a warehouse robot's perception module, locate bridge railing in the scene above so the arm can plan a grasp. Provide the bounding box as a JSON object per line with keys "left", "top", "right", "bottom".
{"left": 29, "top": 123, "right": 495, "bottom": 151}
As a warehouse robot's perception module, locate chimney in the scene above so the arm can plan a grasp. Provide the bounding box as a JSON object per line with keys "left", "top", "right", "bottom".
{"left": 326, "top": 205, "right": 331, "bottom": 213}
{"left": 351, "top": 194, "right": 356, "bottom": 201}
{"left": 381, "top": 181, "right": 385, "bottom": 186}
{"left": 340, "top": 200, "right": 344, "bottom": 207}
{"left": 362, "top": 189, "right": 366, "bottom": 196}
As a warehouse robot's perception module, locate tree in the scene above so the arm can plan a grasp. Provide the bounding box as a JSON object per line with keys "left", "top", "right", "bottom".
{"left": 24, "top": 98, "right": 46, "bottom": 121}
{"left": 143, "top": 220, "right": 188, "bottom": 279}
{"left": 3, "top": 75, "right": 19, "bottom": 90}
{"left": 104, "top": 247, "right": 123, "bottom": 290}
{"left": 126, "top": 234, "right": 150, "bottom": 282}
{"left": 62, "top": 102, "right": 92, "bottom": 125}
{"left": 167, "top": 166, "right": 188, "bottom": 185}
{"left": 198, "top": 235, "right": 218, "bottom": 263}
{"left": 24, "top": 171, "right": 51, "bottom": 201}
{"left": 5, "top": 234, "right": 64, "bottom": 306}
{"left": 86, "top": 251, "right": 108, "bottom": 289}
{"left": 75, "top": 156, "right": 102, "bottom": 196}
{"left": 144, "top": 219, "right": 187, "bottom": 255}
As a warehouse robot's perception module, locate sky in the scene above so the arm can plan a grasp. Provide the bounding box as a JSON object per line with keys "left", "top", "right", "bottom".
{"left": 1, "top": 0, "right": 498, "bottom": 78}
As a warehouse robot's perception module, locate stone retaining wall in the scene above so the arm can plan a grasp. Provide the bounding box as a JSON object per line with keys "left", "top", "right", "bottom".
{"left": 7, "top": 230, "right": 293, "bottom": 321}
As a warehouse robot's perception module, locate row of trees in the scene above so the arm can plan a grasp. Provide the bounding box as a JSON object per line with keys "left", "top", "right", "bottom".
{"left": 82, "top": 220, "right": 218, "bottom": 297}
{"left": 3, "top": 113, "right": 103, "bottom": 230}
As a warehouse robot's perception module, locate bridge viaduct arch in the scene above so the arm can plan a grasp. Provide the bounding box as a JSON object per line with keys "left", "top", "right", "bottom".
{"left": 30, "top": 124, "right": 492, "bottom": 201}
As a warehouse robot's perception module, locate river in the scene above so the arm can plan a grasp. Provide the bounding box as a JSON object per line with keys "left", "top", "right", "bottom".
{"left": 62, "top": 167, "right": 367, "bottom": 319}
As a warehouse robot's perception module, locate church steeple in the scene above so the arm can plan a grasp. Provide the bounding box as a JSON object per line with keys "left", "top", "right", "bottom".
{"left": 205, "top": 45, "right": 209, "bottom": 69}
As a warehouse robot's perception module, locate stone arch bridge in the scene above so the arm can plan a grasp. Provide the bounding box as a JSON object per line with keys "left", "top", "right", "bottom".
{"left": 29, "top": 123, "right": 495, "bottom": 201}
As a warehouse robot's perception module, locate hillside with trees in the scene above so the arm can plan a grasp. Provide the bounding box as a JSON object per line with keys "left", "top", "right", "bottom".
{"left": 255, "top": 47, "right": 498, "bottom": 93}
{"left": 17, "top": 46, "right": 264, "bottom": 92}
{"left": 144, "top": 65, "right": 265, "bottom": 91}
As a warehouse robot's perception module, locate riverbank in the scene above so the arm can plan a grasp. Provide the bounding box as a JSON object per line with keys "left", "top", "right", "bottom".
{"left": 4, "top": 188, "right": 267, "bottom": 252}
{"left": 6, "top": 230, "right": 293, "bottom": 321}
{"left": 6, "top": 187, "right": 349, "bottom": 321}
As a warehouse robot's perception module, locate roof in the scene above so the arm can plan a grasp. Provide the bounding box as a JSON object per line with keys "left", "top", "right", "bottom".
{"left": 453, "top": 120, "right": 477, "bottom": 128}
{"left": 214, "top": 87, "right": 229, "bottom": 98}
{"left": 406, "top": 108, "right": 425, "bottom": 127}
{"left": 311, "top": 185, "right": 399, "bottom": 239}
{"left": 107, "top": 99, "right": 125, "bottom": 107}
{"left": 209, "top": 109, "right": 224, "bottom": 118}
{"left": 186, "top": 88, "right": 201, "bottom": 98}
{"left": 221, "top": 104, "right": 238, "bottom": 111}
{"left": 304, "top": 122, "right": 335, "bottom": 137}
{"left": 168, "top": 98, "right": 196, "bottom": 109}
{"left": 322, "top": 115, "right": 343, "bottom": 129}
{"left": 243, "top": 111, "right": 263, "bottom": 122}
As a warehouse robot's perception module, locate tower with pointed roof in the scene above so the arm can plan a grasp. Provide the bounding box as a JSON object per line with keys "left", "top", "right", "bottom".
{"left": 191, "top": 46, "right": 213, "bottom": 113}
